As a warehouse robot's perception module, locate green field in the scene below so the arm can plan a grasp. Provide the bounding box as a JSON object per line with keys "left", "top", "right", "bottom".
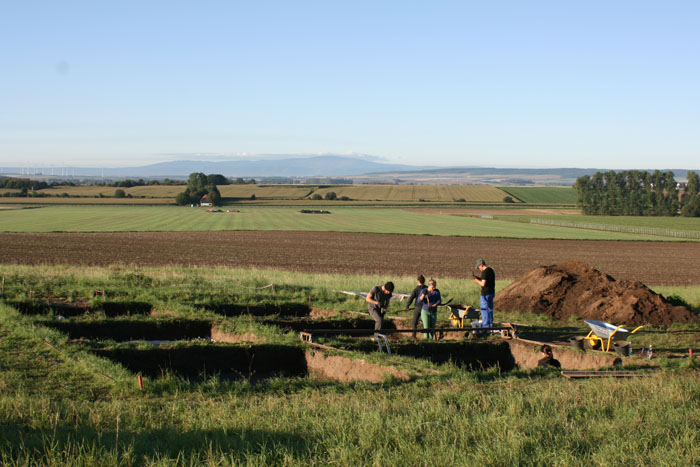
{"left": 1, "top": 205, "right": 697, "bottom": 241}
{"left": 492, "top": 213, "right": 700, "bottom": 239}
{"left": 499, "top": 186, "right": 578, "bottom": 204}
{"left": 510, "top": 214, "right": 700, "bottom": 232}
{"left": 1, "top": 264, "right": 700, "bottom": 464}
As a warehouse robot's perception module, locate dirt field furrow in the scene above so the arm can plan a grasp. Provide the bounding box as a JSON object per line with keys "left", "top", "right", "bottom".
{"left": 1, "top": 231, "right": 699, "bottom": 285}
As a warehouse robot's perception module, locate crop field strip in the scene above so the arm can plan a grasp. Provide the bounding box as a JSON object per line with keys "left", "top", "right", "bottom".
{"left": 3, "top": 184, "right": 516, "bottom": 202}
{"left": 310, "top": 185, "right": 509, "bottom": 201}
{"left": 1, "top": 205, "right": 696, "bottom": 241}
{"left": 0, "top": 197, "right": 173, "bottom": 204}
{"left": 499, "top": 186, "right": 578, "bottom": 204}
{"left": 2, "top": 231, "right": 700, "bottom": 285}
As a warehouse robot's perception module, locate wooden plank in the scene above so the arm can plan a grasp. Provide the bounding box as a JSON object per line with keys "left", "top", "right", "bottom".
{"left": 561, "top": 370, "right": 651, "bottom": 379}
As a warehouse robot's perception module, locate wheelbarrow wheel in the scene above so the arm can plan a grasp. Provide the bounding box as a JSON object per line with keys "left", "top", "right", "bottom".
{"left": 585, "top": 339, "right": 601, "bottom": 350}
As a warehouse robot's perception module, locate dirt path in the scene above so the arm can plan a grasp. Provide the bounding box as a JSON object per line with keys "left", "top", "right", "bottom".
{"left": 1, "top": 231, "right": 699, "bottom": 285}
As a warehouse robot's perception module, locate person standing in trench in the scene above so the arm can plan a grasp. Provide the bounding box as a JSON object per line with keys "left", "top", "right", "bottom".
{"left": 366, "top": 282, "right": 394, "bottom": 331}
{"left": 419, "top": 278, "right": 441, "bottom": 340}
{"left": 406, "top": 275, "right": 427, "bottom": 339}
{"left": 473, "top": 259, "right": 495, "bottom": 332}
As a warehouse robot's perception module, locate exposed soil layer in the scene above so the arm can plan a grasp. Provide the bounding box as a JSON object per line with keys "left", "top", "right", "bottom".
{"left": 335, "top": 337, "right": 624, "bottom": 371}
{"left": 93, "top": 344, "right": 307, "bottom": 379}
{"left": 210, "top": 327, "right": 265, "bottom": 344}
{"left": 305, "top": 350, "right": 410, "bottom": 383}
{"left": 507, "top": 339, "right": 621, "bottom": 370}
{"left": 338, "top": 339, "right": 517, "bottom": 371}
{"left": 495, "top": 260, "right": 699, "bottom": 326}
{"left": 1, "top": 231, "right": 699, "bottom": 285}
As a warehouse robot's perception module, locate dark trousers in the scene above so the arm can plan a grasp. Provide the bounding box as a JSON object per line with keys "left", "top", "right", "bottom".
{"left": 368, "top": 307, "right": 384, "bottom": 331}
{"left": 411, "top": 306, "right": 422, "bottom": 338}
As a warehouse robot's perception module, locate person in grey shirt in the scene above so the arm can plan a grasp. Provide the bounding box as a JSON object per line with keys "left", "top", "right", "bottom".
{"left": 366, "top": 282, "right": 394, "bottom": 331}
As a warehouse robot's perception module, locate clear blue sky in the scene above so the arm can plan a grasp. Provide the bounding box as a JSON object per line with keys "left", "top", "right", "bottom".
{"left": 1, "top": 1, "right": 699, "bottom": 169}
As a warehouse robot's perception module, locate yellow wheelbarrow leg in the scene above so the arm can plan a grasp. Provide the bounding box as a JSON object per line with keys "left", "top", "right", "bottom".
{"left": 605, "top": 325, "right": 626, "bottom": 352}
{"left": 583, "top": 330, "right": 604, "bottom": 351}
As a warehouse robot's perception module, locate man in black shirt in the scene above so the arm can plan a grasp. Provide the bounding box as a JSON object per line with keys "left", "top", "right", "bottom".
{"left": 473, "top": 259, "right": 495, "bottom": 331}
{"left": 366, "top": 282, "right": 394, "bottom": 331}
{"left": 406, "top": 275, "right": 427, "bottom": 339}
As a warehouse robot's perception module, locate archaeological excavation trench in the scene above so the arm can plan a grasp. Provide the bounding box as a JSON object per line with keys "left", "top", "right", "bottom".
{"left": 9, "top": 300, "right": 153, "bottom": 317}
{"left": 33, "top": 305, "right": 628, "bottom": 383}
{"left": 93, "top": 344, "right": 309, "bottom": 380}
{"left": 198, "top": 302, "right": 311, "bottom": 317}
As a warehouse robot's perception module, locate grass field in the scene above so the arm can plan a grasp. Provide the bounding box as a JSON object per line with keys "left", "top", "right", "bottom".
{"left": 499, "top": 186, "right": 578, "bottom": 204}
{"left": 502, "top": 214, "right": 700, "bottom": 233}
{"left": 1, "top": 264, "right": 700, "bottom": 464}
{"left": 1, "top": 205, "right": 697, "bottom": 241}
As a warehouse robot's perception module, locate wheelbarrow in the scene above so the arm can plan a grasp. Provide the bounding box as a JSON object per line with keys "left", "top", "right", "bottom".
{"left": 447, "top": 304, "right": 480, "bottom": 328}
{"left": 583, "top": 320, "right": 644, "bottom": 352}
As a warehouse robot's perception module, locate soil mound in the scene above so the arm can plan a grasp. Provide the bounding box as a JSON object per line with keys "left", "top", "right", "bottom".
{"left": 494, "top": 259, "right": 698, "bottom": 327}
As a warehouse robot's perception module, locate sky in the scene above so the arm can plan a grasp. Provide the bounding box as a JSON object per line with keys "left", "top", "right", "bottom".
{"left": 1, "top": 1, "right": 699, "bottom": 170}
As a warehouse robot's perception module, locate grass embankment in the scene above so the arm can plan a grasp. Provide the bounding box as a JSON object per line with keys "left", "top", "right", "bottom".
{"left": 1, "top": 265, "right": 700, "bottom": 464}
{"left": 2, "top": 205, "right": 698, "bottom": 241}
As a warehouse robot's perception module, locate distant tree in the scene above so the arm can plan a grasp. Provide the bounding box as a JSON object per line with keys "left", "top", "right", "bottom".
{"left": 503, "top": 196, "right": 514, "bottom": 203}
{"left": 250, "top": 194, "right": 256, "bottom": 200}
{"left": 324, "top": 191, "right": 337, "bottom": 200}
{"left": 206, "top": 174, "right": 228, "bottom": 186}
{"left": 176, "top": 173, "right": 222, "bottom": 206}
{"left": 188, "top": 173, "right": 208, "bottom": 191}
{"left": 175, "top": 192, "right": 190, "bottom": 205}
{"left": 234, "top": 178, "right": 246, "bottom": 185}
{"left": 687, "top": 171, "right": 700, "bottom": 198}
{"left": 114, "top": 189, "right": 126, "bottom": 198}
{"left": 681, "top": 171, "right": 700, "bottom": 217}
{"left": 576, "top": 170, "right": 680, "bottom": 216}
{"left": 311, "top": 194, "right": 323, "bottom": 200}
{"left": 206, "top": 187, "right": 221, "bottom": 206}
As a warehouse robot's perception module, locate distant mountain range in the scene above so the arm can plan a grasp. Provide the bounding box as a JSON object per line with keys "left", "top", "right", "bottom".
{"left": 1, "top": 155, "right": 693, "bottom": 185}
{"left": 2, "top": 155, "right": 416, "bottom": 178}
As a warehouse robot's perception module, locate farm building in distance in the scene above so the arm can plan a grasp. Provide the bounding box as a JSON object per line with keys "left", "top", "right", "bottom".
{"left": 200, "top": 195, "right": 212, "bottom": 207}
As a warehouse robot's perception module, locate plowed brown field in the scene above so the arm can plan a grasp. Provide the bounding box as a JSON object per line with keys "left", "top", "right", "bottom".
{"left": 1, "top": 231, "right": 699, "bottom": 285}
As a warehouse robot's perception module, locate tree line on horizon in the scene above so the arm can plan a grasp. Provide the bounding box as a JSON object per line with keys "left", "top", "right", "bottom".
{"left": 575, "top": 170, "right": 700, "bottom": 217}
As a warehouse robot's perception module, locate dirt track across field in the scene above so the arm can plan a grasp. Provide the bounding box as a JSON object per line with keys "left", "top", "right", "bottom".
{"left": 1, "top": 231, "right": 699, "bottom": 285}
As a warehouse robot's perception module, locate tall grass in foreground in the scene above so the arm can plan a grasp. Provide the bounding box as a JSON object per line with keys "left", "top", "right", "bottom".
{"left": 1, "top": 371, "right": 699, "bottom": 465}
{"left": 2, "top": 264, "right": 700, "bottom": 464}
